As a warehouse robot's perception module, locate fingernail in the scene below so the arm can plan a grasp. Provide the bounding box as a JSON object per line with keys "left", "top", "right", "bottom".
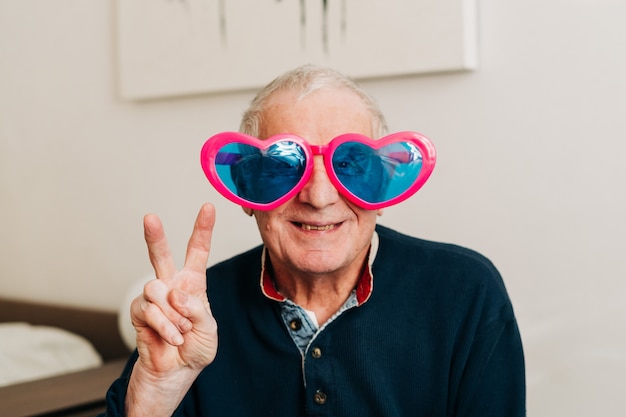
{"left": 172, "top": 333, "right": 184, "bottom": 346}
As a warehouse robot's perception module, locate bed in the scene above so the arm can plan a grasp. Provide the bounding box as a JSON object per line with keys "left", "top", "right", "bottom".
{"left": 0, "top": 297, "right": 131, "bottom": 417}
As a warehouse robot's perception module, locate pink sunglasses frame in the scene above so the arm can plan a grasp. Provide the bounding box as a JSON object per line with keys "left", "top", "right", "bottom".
{"left": 200, "top": 131, "right": 436, "bottom": 211}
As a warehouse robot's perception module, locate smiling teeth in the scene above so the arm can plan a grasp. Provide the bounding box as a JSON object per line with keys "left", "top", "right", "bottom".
{"left": 301, "top": 224, "right": 334, "bottom": 231}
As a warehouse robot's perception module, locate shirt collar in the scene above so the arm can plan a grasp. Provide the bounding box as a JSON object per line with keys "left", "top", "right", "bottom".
{"left": 259, "top": 231, "right": 378, "bottom": 306}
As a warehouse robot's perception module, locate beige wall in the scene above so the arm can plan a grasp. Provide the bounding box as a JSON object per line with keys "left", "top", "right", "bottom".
{"left": 1, "top": 1, "right": 625, "bottom": 415}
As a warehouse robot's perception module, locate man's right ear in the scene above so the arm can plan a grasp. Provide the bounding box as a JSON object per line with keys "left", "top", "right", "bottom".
{"left": 242, "top": 207, "right": 254, "bottom": 216}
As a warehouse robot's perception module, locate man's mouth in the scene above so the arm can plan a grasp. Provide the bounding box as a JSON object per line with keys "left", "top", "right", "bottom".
{"left": 297, "top": 223, "right": 337, "bottom": 231}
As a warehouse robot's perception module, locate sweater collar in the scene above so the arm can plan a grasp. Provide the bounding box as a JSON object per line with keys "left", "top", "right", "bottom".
{"left": 259, "top": 231, "right": 378, "bottom": 306}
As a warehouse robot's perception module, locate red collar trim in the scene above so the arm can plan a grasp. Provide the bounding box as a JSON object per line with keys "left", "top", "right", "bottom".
{"left": 355, "top": 262, "right": 373, "bottom": 305}
{"left": 260, "top": 269, "right": 285, "bottom": 302}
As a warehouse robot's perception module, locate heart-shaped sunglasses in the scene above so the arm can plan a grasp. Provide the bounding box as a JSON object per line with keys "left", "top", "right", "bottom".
{"left": 200, "top": 131, "right": 436, "bottom": 210}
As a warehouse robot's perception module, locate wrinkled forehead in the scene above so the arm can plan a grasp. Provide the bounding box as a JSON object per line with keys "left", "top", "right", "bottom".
{"left": 259, "top": 88, "right": 375, "bottom": 142}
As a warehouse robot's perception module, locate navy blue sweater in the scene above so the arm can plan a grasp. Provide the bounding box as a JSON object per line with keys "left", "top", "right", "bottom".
{"left": 103, "top": 225, "right": 525, "bottom": 416}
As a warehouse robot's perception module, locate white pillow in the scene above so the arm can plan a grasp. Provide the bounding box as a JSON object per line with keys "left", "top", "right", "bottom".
{"left": 0, "top": 322, "right": 102, "bottom": 387}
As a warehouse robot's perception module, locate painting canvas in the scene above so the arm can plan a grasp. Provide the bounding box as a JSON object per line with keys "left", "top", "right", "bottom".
{"left": 116, "top": 0, "right": 477, "bottom": 100}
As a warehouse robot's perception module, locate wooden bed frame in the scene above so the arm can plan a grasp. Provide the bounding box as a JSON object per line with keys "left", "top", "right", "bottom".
{"left": 0, "top": 298, "right": 131, "bottom": 417}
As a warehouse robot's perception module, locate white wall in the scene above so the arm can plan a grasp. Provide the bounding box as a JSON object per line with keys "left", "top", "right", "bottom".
{"left": 1, "top": 1, "right": 625, "bottom": 415}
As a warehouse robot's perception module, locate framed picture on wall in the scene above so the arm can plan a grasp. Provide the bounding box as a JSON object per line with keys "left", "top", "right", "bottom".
{"left": 116, "top": 0, "right": 477, "bottom": 100}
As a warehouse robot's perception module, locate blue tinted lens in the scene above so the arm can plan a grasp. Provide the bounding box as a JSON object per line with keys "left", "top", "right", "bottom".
{"left": 332, "top": 142, "right": 423, "bottom": 203}
{"left": 214, "top": 142, "right": 306, "bottom": 204}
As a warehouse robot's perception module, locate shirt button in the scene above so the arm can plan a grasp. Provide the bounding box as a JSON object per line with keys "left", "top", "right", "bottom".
{"left": 289, "top": 319, "right": 302, "bottom": 331}
{"left": 311, "top": 347, "right": 322, "bottom": 359}
{"left": 314, "top": 390, "right": 327, "bottom": 405}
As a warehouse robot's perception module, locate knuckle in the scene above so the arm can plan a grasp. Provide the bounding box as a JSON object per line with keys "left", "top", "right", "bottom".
{"left": 143, "top": 279, "right": 165, "bottom": 301}
{"left": 143, "top": 278, "right": 158, "bottom": 292}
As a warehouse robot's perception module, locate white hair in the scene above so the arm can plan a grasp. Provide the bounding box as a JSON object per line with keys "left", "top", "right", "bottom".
{"left": 239, "top": 64, "right": 388, "bottom": 138}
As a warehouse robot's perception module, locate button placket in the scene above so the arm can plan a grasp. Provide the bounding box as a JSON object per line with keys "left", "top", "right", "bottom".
{"left": 304, "top": 338, "right": 334, "bottom": 413}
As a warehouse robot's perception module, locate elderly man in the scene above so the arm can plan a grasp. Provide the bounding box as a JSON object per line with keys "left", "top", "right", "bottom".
{"left": 102, "top": 65, "right": 525, "bottom": 416}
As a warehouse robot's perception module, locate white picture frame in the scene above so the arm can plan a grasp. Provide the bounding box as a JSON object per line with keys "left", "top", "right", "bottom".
{"left": 116, "top": 0, "right": 478, "bottom": 100}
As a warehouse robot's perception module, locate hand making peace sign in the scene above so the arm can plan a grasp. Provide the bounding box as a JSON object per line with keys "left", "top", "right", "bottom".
{"left": 126, "top": 203, "right": 218, "bottom": 416}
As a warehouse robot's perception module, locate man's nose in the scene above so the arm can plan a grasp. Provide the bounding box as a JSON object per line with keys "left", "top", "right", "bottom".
{"left": 297, "top": 156, "right": 340, "bottom": 208}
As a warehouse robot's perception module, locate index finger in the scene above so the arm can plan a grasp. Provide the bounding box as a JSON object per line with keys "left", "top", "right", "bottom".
{"left": 144, "top": 213, "right": 177, "bottom": 280}
{"left": 184, "top": 203, "right": 216, "bottom": 273}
